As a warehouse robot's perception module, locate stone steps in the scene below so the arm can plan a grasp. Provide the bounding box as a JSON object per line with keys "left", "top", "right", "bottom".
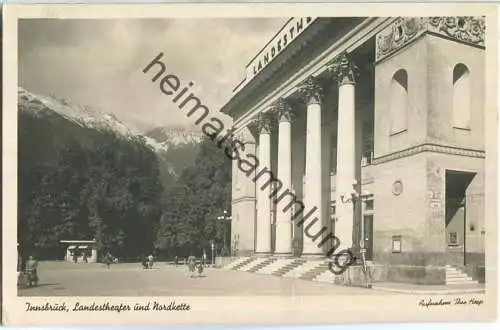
{"left": 224, "top": 257, "right": 250, "bottom": 269}
{"left": 230, "top": 257, "right": 255, "bottom": 270}
{"left": 299, "top": 263, "right": 329, "bottom": 281}
{"left": 282, "top": 260, "right": 324, "bottom": 279}
{"left": 446, "top": 265, "right": 479, "bottom": 285}
{"left": 272, "top": 259, "right": 307, "bottom": 277}
{"left": 238, "top": 257, "right": 269, "bottom": 272}
{"left": 247, "top": 257, "right": 277, "bottom": 273}
{"left": 257, "top": 258, "right": 297, "bottom": 275}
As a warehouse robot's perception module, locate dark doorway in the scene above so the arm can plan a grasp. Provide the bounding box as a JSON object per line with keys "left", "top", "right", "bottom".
{"left": 361, "top": 197, "right": 374, "bottom": 261}
{"left": 445, "top": 170, "right": 475, "bottom": 266}
{"left": 363, "top": 214, "right": 374, "bottom": 260}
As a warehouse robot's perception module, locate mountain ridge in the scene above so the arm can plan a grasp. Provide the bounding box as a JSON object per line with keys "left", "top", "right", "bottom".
{"left": 18, "top": 87, "right": 204, "bottom": 180}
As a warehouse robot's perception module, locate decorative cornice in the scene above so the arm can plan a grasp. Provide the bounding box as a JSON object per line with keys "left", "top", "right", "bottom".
{"left": 256, "top": 112, "right": 273, "bottom": 134}
{"left": 428, "top": 16, "right": 486, "bottom": 45}
{"left": 271, "top": 97, "right": 294, "bottom": 123}
{"left": 326, "top": 52, "right": 359, "bottom": 86}
{"left": 297, "top": 75, "right": 324, "bottom": 105}
{"left": 376, "top": 16, "right": 485, "bottom": 62}
{"left": 372, "top": 143, "right": 485, "bottom": 165}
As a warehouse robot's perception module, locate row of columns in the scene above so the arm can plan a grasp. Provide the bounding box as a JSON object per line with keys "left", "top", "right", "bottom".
{"left": 254, "top": 52, "right": 359, "bottom": 256}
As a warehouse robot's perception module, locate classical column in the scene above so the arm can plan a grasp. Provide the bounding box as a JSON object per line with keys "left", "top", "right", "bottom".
{"left": 273, "top": 98, "right": 293, "bottom": 255}
{"left": 298, "top": 76, "right": 324, "bottom": 256}
{"left": 328, "top": 52, "right": 359, "bottom": 252}
{"left": 255, "top": 113, "right": 272, "bottom": 254}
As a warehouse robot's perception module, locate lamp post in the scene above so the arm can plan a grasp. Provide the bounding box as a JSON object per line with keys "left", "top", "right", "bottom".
{"left": 209, "top": 240, "right": 215, "bottom": 267}
{"left": 359, "top": 191, "right": 372, "bottom": 288}
{"left": 217, "top": 210, "right": 232, "bottom": 257}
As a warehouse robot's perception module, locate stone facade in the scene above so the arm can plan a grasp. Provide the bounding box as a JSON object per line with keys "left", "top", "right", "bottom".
{"left": 221, "top": 16, "right": 486, "bottom": 284}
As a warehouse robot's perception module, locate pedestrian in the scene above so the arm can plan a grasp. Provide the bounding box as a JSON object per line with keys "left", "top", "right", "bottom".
{"left": 197, "top": 254, "right": 204, "bottom": 277}
{"left": 25, "top": 256, "right": 39, "bottom": 287}
{"left": 187, "top": 253, "right": 196, "bottom": 278}
{"left": 104, "top": 252, "right": 113, "bottom": 268}
{"left": 148, "top": 254, "right": 154, "bottom": 269}
{"left": 83, "top": 251, "right": 88, "bottom": 263}
{"left": 17, "top": 254, "right": 23, "bottom": 273}
{"left": 141, "top": 255, "right": 148, "bottom": 269}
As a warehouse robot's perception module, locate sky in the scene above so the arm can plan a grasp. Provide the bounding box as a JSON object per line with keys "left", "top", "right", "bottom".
{"left": 18, "top": 18, "right": 287, "bottom": 132}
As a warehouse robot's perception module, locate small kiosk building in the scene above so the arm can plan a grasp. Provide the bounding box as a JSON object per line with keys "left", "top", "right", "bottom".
{"left": 60, "top": 240, "right": 98, "bottom": 263}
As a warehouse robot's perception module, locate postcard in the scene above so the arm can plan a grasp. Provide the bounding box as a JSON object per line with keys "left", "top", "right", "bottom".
{"left": 2, "top": 2, "right": 498, "bottom": 325}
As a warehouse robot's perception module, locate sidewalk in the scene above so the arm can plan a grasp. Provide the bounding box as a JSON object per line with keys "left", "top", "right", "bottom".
{"left": 370, "top": 281, "right": 486, "bottom": 294}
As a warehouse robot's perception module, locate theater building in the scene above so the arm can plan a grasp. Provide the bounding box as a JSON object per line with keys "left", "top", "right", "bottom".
{"left": 220, "top": 17, "right": 486, "bottom": 285}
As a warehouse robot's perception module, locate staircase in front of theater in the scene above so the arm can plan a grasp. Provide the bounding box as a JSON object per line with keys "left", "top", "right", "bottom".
{"left": 237, "top": 257, "right": 273, "bottom": 272}
{"left": 281, "top": 259, "right": 325, "bottom": 279}
{"left": 272, "top": 258, "right": 307, "bottom": 277}
{"left": 229, "top": 257, "right": 255, "bottom": 270}
{"left": 247, "top": 257, "right": 277, "bottom": 273}
{"left": 446, "top": 265, "right": 479, "bottom": 285}
{"left": 299, "top": 262, "right": 330, "bottom": 281}
{"left": 256, "top": 257, "right": 301, "bottom": 276}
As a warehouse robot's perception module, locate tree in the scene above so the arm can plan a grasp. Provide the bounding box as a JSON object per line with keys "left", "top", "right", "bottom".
{"left": 18, "top": 111, "right": 167, "bottom": 260}
{"left": 155, "top": 137, "right": 231, "bottom": 258}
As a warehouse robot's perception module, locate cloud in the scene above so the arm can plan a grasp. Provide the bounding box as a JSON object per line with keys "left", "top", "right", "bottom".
{"left": 18, "top": 18, "right": 287, "bottom": 132}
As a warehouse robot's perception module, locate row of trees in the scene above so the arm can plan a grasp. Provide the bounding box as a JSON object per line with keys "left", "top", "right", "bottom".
{"left": 18, "top": 110, "right": 231, "bottom": 261}
{"left": 155, "top": 138, "right": 232, "bottom": 258}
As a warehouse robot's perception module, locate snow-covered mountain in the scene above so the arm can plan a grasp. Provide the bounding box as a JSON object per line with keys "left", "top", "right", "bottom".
{"left": 18, "top": 87, "right": 202, "bottom": 153}
{"left": 18, "top": 87, "right": 207, "bottom": 182}
{"left": 145, "top": 126, "right": 204, "bottom": 148}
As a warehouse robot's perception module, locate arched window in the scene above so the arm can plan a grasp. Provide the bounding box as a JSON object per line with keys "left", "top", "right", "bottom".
{"left": 453, "top": 64, "right": 471, "bottom": 129}
{"left": 390, "top": 69, "right": 408, "bottom": 135}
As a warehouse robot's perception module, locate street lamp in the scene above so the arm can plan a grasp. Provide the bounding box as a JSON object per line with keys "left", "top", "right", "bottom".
{"left": 209, "top": 239, "right": 215, "bottom": 267}
{"left": 359, "top": 190, "right": 372, "bottom": 288}
{"left": 217, "top": 210, "right": 232, "bottom": 257}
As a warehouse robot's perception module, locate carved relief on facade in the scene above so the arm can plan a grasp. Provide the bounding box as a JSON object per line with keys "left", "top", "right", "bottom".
{"left": 427, "top": 16, "right": 485, "bottom": 46}
{"left": 376, "top": 16, "right": 485, "bottom": 62}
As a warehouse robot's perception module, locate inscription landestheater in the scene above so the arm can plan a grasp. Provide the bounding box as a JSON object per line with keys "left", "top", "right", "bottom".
{"left": 247, "top": 17, "right": 316, "bottom": 79}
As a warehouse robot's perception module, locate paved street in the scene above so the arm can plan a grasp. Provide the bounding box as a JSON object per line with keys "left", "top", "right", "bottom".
{"left": 18, "top": 261, "right": 384, "bottom": 296}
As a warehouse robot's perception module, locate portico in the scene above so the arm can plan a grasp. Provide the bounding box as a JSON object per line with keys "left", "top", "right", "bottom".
{"left": 222, "top": 16, "right": 486, "bottom": 285}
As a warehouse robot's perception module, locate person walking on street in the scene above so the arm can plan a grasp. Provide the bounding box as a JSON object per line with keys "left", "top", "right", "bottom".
{"left": 202, "top": 250, "right": 207, "bottom": 268}
{"left": 25, "top": 256, "right": 39, "bottom": 287}
{"left": 187, "top": 253, "right": 196, "bottom": 278}
{"left": 148, "top": 254, "right": 154, "bottom": 269}
{"left": 139, "top": 255, "right": 146, "bottom": 269}
{"left": 104, "top": 252, "right": 113, "bottom": 268}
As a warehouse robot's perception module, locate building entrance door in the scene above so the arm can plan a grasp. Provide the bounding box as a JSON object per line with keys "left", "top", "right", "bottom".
{"left": 363, "top": 215, "right": 373, "bottom": 260}
{"left": 445, "top": 199, "right": 466, "bottom": 266}
{"left": 445, "top": 170, "right": 474, "bottom": 267}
